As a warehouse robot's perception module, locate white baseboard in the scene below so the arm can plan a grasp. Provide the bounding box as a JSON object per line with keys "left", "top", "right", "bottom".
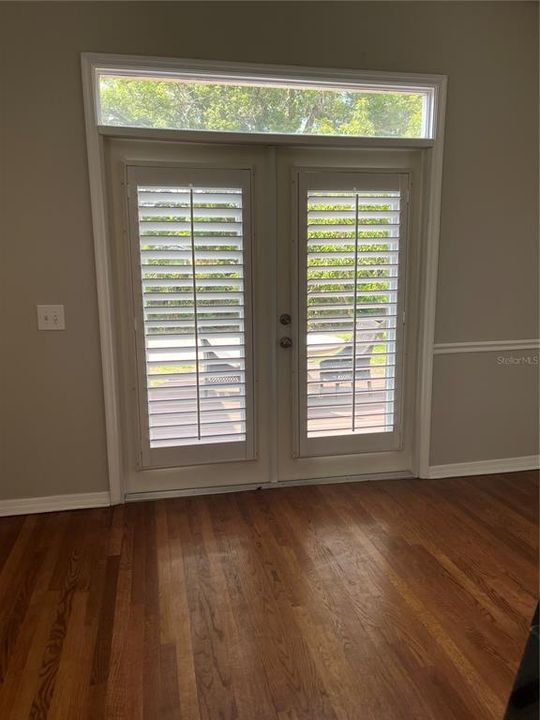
{"left": 0, "top": 492, "right": 111, "bottom": 518}
{"left": 427, "top": 456, "right": 540, "bottom": 479}
{"left": 2, "top": 460, "right": 536, "bottom": 517}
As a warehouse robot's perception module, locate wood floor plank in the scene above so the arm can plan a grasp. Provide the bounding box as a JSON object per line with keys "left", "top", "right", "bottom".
{"left": 179, "top": 498, "right": 244, "bottom": 720}
{"left": 204, "top": 496, "right": 279, "bottom": 720}
{"left": 395, "top": 482, "right": 535, "bottom": 631}
{"left": 233, "top": 491, "right": 342, "bottom": 719}
{"left": 102, "top": 503, "right": 136, "bottom": 720}
{"left": 289, "top": 484, "right": 493, "bottom": 720}
{"left": 0, "top": 472, "right": 537, "bottom": 719}
{"left": 29, "top": 519, "right": 83, "bottom": 718}
{"left": 0, "top": 517, "right": 25, "bottom": 578}
{"left": 248, "top": 489, "right": 431, "bottom": 720}
{"left": 0, "top": 513, "right": 72, "bottom": 716}
{"left": 163, "top": 501, "right": 201, "bottom": 720}
{"left": 208, "top": 495, "right": 280, "bottom": 720}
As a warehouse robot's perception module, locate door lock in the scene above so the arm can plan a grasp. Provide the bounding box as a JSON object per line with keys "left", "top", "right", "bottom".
{"left": 279, "top": 313, "right": 291, "bottom": 326}
{"left": 279, "top": 336, "right": 293, "bottom": 349}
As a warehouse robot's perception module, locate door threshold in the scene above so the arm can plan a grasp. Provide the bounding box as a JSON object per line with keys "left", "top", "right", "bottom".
{"left": 125, "top": 470, "right": 415, "bottom": 503}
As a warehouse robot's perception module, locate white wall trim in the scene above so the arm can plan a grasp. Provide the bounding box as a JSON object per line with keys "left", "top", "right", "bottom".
{"left": 81, "top": 54, "right": 124, "bottom": 505}
{"left": 0, "top": 492, "right": 111, "bottom": 518}
{"left": 0, "top": 459, "right": 535, "bottom": 515}
{"left": 87, "top": 51, "right": 444, "bottom": 100}
{"left": 125, "top": 470, "right": 414, "bottom": 502}
{"left": 428, "top": 456, "right": 539, "bottom": 479}
{"left": 98, "top": 124, "right": 434, "bottom": 149}
{"left": 413, "top": 76, "right": 447, "bottom": 478}
{"left": 434, "top": 339, "right": 540, "bottom": 355}
{"left": 81, "top": 52, "right": 447, "bottom": 499}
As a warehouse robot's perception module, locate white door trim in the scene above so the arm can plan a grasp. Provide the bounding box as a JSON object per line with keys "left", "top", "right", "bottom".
{"left": 82, "top": 56, "right": 124, "bottom": 504}
{"left": 413, "top": 88, "right": 447, "bottom": 478}
{"left": 81, "top": 53, "right": 447, "bottom": 501}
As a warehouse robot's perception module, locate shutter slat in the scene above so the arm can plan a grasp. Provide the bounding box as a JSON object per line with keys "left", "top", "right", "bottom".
{"left": 149, "top": 403, "right": 245, "bottom": 416}
{"left": 141, "top": 264, "right": 244, "bottom": 275}
{"left": 148, "top": 337, "right": 246, "bottom": 346}
{"left": 144, "top": 307, "right": 243, "bottom": 317}
{"left": 308, "top": 222, "right": 399, "bottom": 232}
{"left": 151, "top": 434, "right": 245, "bottom": 447}
{"left": 307, "top": 211, "right": 400, "bottom": 220}
{"left": 141, "top": 250, "right": 244, "bottom": 261}
{"left": 306, "top": 382, "right": 394, "bottom": 393}
{"left": 146, "top": 319, "right": 244, "bottom": 330}
{"left": 307, "top": 290, "right": 397, "bottom": 298}
{"left": 140, "top": 236, "right": 244, "bottom": 248}
{"left": 140, "top": 220, "right": 243, "bottom": 233}
{"left": 146, "top": 378, "right": 246, "bottom": 387}
{"left": 307, "top": 238, "right": 399, "bottom": 247}
{"left": 139, "top": 190, "right": 242, "bottom": 205}
{"left": 144, "top": 292, "right": 245, "bottom": 301}
{"left": 308, "top": 193, "right": 400, "bottom": 205}
{"left": 142, "top": 278, "right": 244, "bottom": 288}
{"left": 140, "top": 207, "right": 243, "bottom": 220}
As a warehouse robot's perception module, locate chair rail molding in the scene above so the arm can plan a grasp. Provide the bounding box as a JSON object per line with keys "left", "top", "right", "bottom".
{"left": 433, "top": 339, "right": 540, "bottom": 355}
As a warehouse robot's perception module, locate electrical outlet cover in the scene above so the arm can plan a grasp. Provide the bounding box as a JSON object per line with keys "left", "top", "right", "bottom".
{"left": 37, "top": 304, "right": 65, "bottom": 331}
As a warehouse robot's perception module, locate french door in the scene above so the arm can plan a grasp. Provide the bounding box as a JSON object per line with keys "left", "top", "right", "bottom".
{"left": 108, "top": 140, "right": 419, "bottom": 495}
{"left": 276, "top": 147, "right": 417, "bottom": 482}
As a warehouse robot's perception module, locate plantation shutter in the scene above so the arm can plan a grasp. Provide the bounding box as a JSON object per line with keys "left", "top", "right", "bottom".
{"left": 127, "top": 167, "right": 254, "bottom": 468}
{"left": 298, "top": 171, "right": 408, "bottom": 457}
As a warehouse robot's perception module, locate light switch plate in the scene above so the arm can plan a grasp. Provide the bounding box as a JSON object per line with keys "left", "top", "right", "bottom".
{"left": 37, "top": 305, "right": 65, "bottom": 331}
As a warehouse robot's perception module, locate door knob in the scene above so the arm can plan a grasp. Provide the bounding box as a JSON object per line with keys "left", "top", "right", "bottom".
{"left": 279, "top": 336, "right": 293, "bottom": 349}
{"left": 279, "top": 313, "right": 291, "bottom": 326}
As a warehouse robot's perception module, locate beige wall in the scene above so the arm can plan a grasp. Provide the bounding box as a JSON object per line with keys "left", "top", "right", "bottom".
{"left": 431, "top": 351, "right": 539, "bottom": 466}
{"left": 0, "top": 1, "right": 538, "bottom": 499}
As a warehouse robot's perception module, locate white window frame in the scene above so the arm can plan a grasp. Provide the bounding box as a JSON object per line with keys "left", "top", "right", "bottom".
{"left": 81, "top": 52, "right": 447, "bottom": 503}
{"left": 95, "top": 60, "right": 437, "bottom": 141}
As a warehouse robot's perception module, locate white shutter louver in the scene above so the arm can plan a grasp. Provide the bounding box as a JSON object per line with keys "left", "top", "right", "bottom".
{"left": 135, "top": 184, "right": 248, "bottom": 450}
{"left": 304, "top": 188, "right": 403, "bottom": 440}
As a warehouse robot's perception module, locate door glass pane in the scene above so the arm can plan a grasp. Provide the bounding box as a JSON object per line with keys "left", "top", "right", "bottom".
{"left": 136, "top": 185, "right": 247, "bottom": 448}
{"left": 305, "top": 189, "right": 401, "bottom": 438}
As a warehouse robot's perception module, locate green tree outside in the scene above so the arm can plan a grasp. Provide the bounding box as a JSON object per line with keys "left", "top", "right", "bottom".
{"left": 100, "top": 77, "right": 423, "bottom": 138}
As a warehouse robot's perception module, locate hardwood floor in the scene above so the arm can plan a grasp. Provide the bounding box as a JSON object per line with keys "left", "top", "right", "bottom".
{"left": 0, "top": 472, "right": 537, "bottom": 719}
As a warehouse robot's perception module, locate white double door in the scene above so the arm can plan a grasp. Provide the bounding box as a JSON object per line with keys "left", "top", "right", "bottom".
{"left": 108, "top": 139, "right": 420, "bottom": 495}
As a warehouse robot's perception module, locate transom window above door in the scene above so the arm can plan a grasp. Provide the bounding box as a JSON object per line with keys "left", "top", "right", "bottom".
{"left": 93, "top": 60, "right": 439, "bottom": 140}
